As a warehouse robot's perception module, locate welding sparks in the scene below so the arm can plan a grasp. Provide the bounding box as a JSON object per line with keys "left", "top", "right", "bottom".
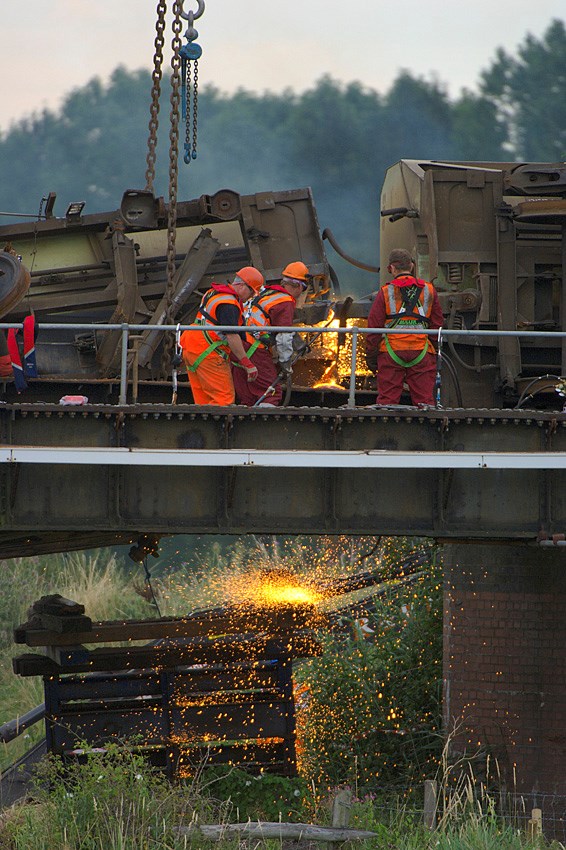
{"left": 226, "top": 568, "right": 324, "bottom": 609}
{"left": 308, "top": 316, "right": 373, "bottom": 390}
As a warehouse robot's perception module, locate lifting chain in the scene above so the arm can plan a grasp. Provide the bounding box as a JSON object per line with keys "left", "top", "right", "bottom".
{"left": 160, "top": 0, "right": 183, "bottom": 379}
{"left": 179, "top": 0, "right": 204, "bottom": 164}
{"left": 145, "top": 0, "right": 167, "bottom": 192}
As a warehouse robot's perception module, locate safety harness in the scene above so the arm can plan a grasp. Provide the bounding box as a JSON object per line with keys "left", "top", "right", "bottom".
{"left": 244, "top": 287, "right": 295, "bottom": 358}
{"left": 185, "top": 287, "right": 241, "bottom": 373}
{"left": 7, "top": 315, "right": 37, "bottom": 391}
{"left": 383, "top": 280, "right": 432, "bottom": 368}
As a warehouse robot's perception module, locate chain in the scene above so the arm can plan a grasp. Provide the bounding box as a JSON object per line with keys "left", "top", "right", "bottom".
{"left": 180, "top": 7, "right": 202, "bottom": 164}
{"left": 192, "top": 59, "right": 199, "bottom": 159}
{"left": 160, "top": 1, "right": 183, "bottom": 379}
{"left": 189, "top": 56, "right": 192, "bottom": 163}
{"left": 145, "top": 1, "right": 167, "bottom": 192}
{"left": 183, "top": 56, "right": 199, "bottom": 162}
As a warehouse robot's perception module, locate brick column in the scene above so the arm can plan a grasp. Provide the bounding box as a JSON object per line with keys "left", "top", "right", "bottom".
{"left": 443, "top": 544, "right": 566, "bottom": 837}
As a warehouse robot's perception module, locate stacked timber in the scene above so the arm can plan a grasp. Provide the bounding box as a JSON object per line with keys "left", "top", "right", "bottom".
{"left": 13, "top": 598, "right": 325, "bottom": 777}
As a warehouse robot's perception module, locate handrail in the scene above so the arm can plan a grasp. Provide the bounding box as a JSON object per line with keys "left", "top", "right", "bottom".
{"left": 2, "top": 320, "right": 566, "bottom": 337}
{"left": 1, "top": 320, "right": 565, "bottom": 408}
{"left": 0, "top": 703, "right": 45, "bottom": 743}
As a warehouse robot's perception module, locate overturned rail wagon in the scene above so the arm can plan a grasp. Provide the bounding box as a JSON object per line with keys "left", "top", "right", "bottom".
{"left": 0, "top": 160, "right": 565, "bottom": 408}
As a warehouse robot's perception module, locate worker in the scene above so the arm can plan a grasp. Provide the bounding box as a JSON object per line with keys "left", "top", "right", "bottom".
{"left": 365, "top": 249, "right": 443, "bottom": 406}
{"left": 180, "top": 266, "right": 264, "bottom": 405}
{"left": 232, "top": 261, "right": 310, "bottom": 407}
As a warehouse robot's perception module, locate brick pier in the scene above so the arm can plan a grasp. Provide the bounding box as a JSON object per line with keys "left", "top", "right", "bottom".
{"left": 443, "top": 544, "right": 566, "bottom": 838}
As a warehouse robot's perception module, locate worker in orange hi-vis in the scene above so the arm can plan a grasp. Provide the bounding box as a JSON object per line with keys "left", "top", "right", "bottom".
{"left": 180, "top": 267, "right": 264, "bottom": 405}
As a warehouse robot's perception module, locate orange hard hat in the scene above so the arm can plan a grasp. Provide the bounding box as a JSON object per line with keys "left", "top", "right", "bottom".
{"left": 234, "top": 266, "right": 264, "bottom": 293}
{"left": 282, "top": 261, "right": 310, "bottom": 284}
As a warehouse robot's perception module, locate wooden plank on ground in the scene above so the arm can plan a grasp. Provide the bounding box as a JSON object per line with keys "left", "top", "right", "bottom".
{"left": 174, "top": 822, "right": 378, "bottom": 842}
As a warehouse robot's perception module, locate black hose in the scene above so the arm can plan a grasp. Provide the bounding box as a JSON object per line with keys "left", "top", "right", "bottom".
{"left": 328, "top": 263, "right": 341, "bottom": 294}
{"left": 514, "top": 374, "right": 561, "bottom": 409}
{"left": 442, "top": 352, "right": 464, "bottom": 407}
{"left": 322, "top": 228, "right": 379, "bottom": 273}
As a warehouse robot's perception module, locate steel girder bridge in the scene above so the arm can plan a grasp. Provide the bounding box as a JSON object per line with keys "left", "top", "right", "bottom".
{"left": 0, "top": 401, "right": 565, "bottom": 559}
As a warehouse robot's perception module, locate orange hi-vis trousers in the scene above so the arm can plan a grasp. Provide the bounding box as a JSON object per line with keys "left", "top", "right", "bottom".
{"left": 180, "top": 331, "right": 235, "bottom": 405}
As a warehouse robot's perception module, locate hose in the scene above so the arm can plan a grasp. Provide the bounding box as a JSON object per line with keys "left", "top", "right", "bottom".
{"left": 322, "top": 228, "right": 379, "bottom": 273}
{"left": 514, "top": 374, "right": 561, "bottom": 409}
{"left": 442, "top": 352, "right": 464, "bottom": 407}
{"left": 328, "top": 263, "right": 341, "bottom": 295}
{"left": 446, "top": 298, "right": 497, "bottom": 371}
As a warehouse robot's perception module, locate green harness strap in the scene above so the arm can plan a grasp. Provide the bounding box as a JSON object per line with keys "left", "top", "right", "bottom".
{"left": 233, "top": 337, "right": 263, "bottom": 369}
{"left": 384, "top": 283, "right": 430, "bottom": 368}
{"left": 246, "top": 338, "right": 263, "bottom": 358}
{"left": 185, "top": 338, "right": 225, "bottom": 372}
{"left": 384, "top": 334, "right": 429, "bottom": 367}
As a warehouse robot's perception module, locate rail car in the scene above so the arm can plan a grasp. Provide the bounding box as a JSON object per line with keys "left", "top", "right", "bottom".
{"left": 0, "top": 160, "right": 565, "bottom": 409}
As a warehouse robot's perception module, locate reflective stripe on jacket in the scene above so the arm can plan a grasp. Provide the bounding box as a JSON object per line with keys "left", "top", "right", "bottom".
{"left": 195, "top": 285, "right": 243, "bottom": 346}
{"left": 380, "top": 278, "right": 436, "bottom": 354}
{"left": 244, "top": 286, "right": 295, "bottom": 347}
{"left": 180, "top": 284, "right": 244, "bottom": 362}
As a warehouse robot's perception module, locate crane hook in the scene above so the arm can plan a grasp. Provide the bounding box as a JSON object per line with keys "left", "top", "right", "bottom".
{"left": 180, "top": 0, "right": 205, "bottom": 22}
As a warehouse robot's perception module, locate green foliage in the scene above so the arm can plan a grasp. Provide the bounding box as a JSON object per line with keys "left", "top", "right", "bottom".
{"left": 297, "top": 560, "right": 443, "bottom": 792}
{"left": 199, "top": 766, "right": 311, "bottom": 822}
{"left": 1, "top": 746, "right": 185, "bottom": 849}
{"left": 0, "top": 537, "right": 555, "bottom": 849}
{"left": 479, "top": 19, "right": 566, "bottom": 159}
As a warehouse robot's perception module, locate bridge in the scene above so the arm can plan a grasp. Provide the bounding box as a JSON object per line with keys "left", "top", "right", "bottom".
{"left": 0, "top": 318, "right": 565, "bottom": 558}
{"left": 0, "top": 401, "right": 565, "bottom": 558}
{"left": 1, "top": 322, "right": 565, "bottom": 836}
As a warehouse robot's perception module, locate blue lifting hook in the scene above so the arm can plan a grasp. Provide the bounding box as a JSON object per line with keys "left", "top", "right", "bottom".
{"left": 180, "top": 1, "right": 205, "bottom": 164}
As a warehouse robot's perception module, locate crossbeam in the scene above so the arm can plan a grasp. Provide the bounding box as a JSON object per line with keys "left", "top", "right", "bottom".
{"left": 1, "top": 445, "right": 566, "bottom": 469}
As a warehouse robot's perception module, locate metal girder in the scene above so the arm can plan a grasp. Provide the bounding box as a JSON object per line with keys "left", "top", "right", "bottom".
{"left": 2, "top": 446, "right": 566, "bottom": 469}
{"left": 0, "top": 404, "right": 565, "bottom": 555}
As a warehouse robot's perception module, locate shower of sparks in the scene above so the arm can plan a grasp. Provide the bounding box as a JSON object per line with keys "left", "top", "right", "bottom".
{"left": 310, "top": 317, "right": 373, "bottom": 390}
{"left": 226, "top": 568, "right": 324, "bottom": 609}
{"left": 18, "top": 537, "right": 440, "bottom": 789}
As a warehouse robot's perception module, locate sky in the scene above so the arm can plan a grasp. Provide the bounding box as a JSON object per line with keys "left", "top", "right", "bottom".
{"left": 2, "top": 1, "right": 565, "bottom": 132}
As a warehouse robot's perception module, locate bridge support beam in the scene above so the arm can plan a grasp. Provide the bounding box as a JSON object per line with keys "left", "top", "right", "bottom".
{"left": 443, "top": 543, "right": 566, "bottom": 838}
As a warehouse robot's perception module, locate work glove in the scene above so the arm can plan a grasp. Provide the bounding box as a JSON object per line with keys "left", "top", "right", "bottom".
{"left": 278, "top": 359, "right": 293, "bottom": 377}
{"left": 171, "top": 352, "right": 183, "bottom": 368}
{"left": 292, "top": 333, "right": 309, "bottom": 357}
{"left": 365, "top": 348, "right": 378, "bottom": 373}
{"left": 239, "top": 356, "right": 258, "bottom": 382}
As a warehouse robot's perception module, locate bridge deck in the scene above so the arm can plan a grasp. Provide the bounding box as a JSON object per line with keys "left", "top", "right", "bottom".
{"left": 0, "top": 402, "right": 564, "bottom": 557}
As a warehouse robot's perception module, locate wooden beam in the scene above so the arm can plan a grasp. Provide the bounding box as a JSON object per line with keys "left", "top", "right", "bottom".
{"left": 174, "top": 822, "right": 378, "bottom": 842}
{"left": 15, "top": 606, "right": 325, "bottom": 647}
{"left": 13, "top": 631, "right": 321, "bottom": 676}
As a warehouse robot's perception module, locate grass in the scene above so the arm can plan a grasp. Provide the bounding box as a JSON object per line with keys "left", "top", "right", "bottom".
{"left": 0, "top": 550, "right": 153, "bottom": 771}
{"left": 0, "top": 538, "right": 560, "bottom": 848}
{"left": 0, "top": 750, "right": 561, "bottom": 849}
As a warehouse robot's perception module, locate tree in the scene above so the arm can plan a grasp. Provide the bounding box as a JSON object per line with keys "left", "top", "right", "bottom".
{"left": 381, "top": 72, "right": 455, "bottom": 163}
{"left": 479, "top": 19, "right": 566, "bottom": 160}
{"left": 451, "top": 90, "right": 507, "bottom": 161}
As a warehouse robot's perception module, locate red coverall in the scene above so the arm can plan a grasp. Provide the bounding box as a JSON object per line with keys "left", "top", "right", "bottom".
{"left": 232, "top": 285, "right": 296, "bottom": 406}
{"left": 366, "top": 275, "right": 443, "bottom": 406}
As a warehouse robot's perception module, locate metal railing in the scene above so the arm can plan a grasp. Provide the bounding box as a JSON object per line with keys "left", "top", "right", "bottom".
{"left": 0, "top": 703, "right": 45, "bottom": 744}
{"left": 1, "top": 321, "right": 566, "bottom": 408}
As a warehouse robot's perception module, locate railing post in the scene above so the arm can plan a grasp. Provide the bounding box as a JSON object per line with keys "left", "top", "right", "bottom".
{"left": 119, "top": 324, "right": 129, "bottom": 406}
{"left": 423, "top": 779, "right": 438, "bottom": 829}
{"left": 347, "top": 327, "right": 358, "bottom": 407}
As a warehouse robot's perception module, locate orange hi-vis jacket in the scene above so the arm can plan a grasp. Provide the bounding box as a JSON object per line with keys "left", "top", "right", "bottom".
{"left": 180, "top": 283, "right": 244, "bottom": 361}
{"left": 381, "top": 276, "right": 437, "bottom": 355}
{"left": 244, "top": 285, "right": 295, "bottom": 349}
